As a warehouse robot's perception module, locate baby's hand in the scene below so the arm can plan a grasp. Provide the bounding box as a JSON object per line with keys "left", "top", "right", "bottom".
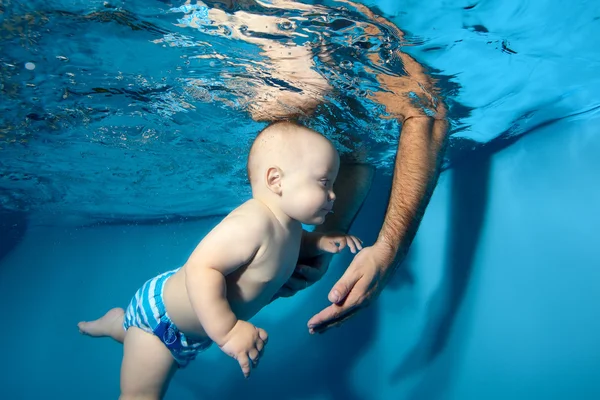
{"left": 219, "top": 320, "right": 268, "bottom": 378}
{"left": 318, "top": 233, "right": 363, "bottom": 254}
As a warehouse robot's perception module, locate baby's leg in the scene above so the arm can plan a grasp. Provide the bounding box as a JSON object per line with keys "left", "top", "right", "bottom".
{"left": 120, "top": 327, "right": 177, "bottom": 400}
{"left": 78, "top": 307, "right": 126, "bottom": 343}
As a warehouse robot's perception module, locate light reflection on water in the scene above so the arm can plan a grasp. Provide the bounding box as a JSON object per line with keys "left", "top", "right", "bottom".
{"left": 0, "top": 0, "right": 598, "bottom": 224}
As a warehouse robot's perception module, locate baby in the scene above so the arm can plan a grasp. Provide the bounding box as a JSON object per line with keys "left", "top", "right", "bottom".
{"left": 78, "top": 121, "right": 362, "bottom": 399}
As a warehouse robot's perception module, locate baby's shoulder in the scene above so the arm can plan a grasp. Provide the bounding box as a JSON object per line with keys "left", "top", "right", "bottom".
{"left": 222, "top": 200, "right": 274, "bottom": 233}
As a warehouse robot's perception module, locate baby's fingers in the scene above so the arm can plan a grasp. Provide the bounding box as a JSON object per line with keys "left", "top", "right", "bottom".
{"left": 335, "top": 238, "right": 348, "bottom": 252}
{"left": 344, "top": 236, "right": 358, "bottom": 253}
{"left": 237, "top": 353, "right": 252, "bottom": 378}
{"left": 248, "top": 348, "right": 260, "bottom": 367}
{"left": 256, "top": 337, "right": 265, "bottom": 353}
{"left": 350, "top": 236, "right": 363, "bottom": 251}
{"left": 257, "top": 328, "right": 269, "bottom": 344}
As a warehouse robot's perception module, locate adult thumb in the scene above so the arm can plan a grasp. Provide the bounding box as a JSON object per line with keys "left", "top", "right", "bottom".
{"left": 328, "top": 270, "right": 359, "bottom": 304}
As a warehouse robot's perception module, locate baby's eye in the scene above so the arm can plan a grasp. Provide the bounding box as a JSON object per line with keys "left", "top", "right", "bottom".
{"left": 320, "top": 179, "right": 329, "bottom": 186}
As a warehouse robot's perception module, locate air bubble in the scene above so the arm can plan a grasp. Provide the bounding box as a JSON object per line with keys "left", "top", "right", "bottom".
{"left": 340, "top": 60, "right": 353, "bottom": 69}
{"left": 25, "top": 62, "right": 35, "bottom": 70}
{"left": 280, "top": 21, "right": 293, "bottom": 30}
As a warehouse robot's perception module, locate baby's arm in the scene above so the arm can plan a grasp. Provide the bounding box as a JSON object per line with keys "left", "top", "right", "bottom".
{"left": 185, "top": 215, "right": 268, "bottom": 345}
{"left": 300, "top": 230, "right": 363, "bottom": 259}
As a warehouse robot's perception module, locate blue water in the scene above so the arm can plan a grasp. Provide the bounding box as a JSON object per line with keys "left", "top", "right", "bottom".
{"left": 1, "top": 0, "right": 600, "bottom": 399}
{"left": 3, "top": 0, "right": 597, "bottom": 224}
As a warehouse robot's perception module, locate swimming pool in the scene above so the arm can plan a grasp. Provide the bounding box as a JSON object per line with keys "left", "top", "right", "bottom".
{"left": 1, "top": 0, "right": 599, "bottom": 399}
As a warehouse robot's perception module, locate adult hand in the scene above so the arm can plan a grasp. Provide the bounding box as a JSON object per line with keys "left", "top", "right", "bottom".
{"left": 307, "top": 242, "right": 397, "bottom": 334}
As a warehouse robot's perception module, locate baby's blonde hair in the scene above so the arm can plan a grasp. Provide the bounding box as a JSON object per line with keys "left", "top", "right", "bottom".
{"left": 247, "top": 121, "right": 325, "bottom": 187}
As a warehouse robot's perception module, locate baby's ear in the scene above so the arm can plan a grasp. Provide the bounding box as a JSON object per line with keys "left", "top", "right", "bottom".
{"left": 265, "top": 166, "right": 283, "bottom": 195}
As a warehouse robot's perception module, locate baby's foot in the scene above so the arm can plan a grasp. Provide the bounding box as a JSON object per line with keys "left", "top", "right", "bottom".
{"left": 78, "top": 308, "right": 124, "bottom": 337}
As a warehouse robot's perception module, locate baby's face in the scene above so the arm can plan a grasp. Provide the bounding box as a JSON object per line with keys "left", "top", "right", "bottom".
{"left": 280, "top": 144, "right": 339, "bottom": 225}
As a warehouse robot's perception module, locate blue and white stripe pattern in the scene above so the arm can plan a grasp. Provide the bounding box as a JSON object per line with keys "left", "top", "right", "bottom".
{"left": 123, "top": 269, "right": 213, "bottom": 367}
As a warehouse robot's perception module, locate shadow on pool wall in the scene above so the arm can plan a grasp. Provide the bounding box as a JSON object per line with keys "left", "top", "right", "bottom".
{"left": 391, "top": 152, "right": 491, "bottom": 400}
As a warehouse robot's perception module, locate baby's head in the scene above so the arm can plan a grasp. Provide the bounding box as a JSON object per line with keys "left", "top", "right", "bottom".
{"left": 247, "top": 121, "right": 339, "bottom": 225}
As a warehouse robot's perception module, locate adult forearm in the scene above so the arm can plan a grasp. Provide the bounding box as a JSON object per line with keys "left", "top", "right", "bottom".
{"left": 376, "top": 116, "right": 448, "bottom": 264}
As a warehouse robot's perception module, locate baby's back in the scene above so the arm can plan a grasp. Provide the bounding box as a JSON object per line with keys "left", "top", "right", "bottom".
{"left": 163, "top": 200, "right": 302, "bottom": 340}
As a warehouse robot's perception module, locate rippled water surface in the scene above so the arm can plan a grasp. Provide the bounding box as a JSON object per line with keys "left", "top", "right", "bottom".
{"left": 1, "top": 0, "right": 599, "bottom": 224}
